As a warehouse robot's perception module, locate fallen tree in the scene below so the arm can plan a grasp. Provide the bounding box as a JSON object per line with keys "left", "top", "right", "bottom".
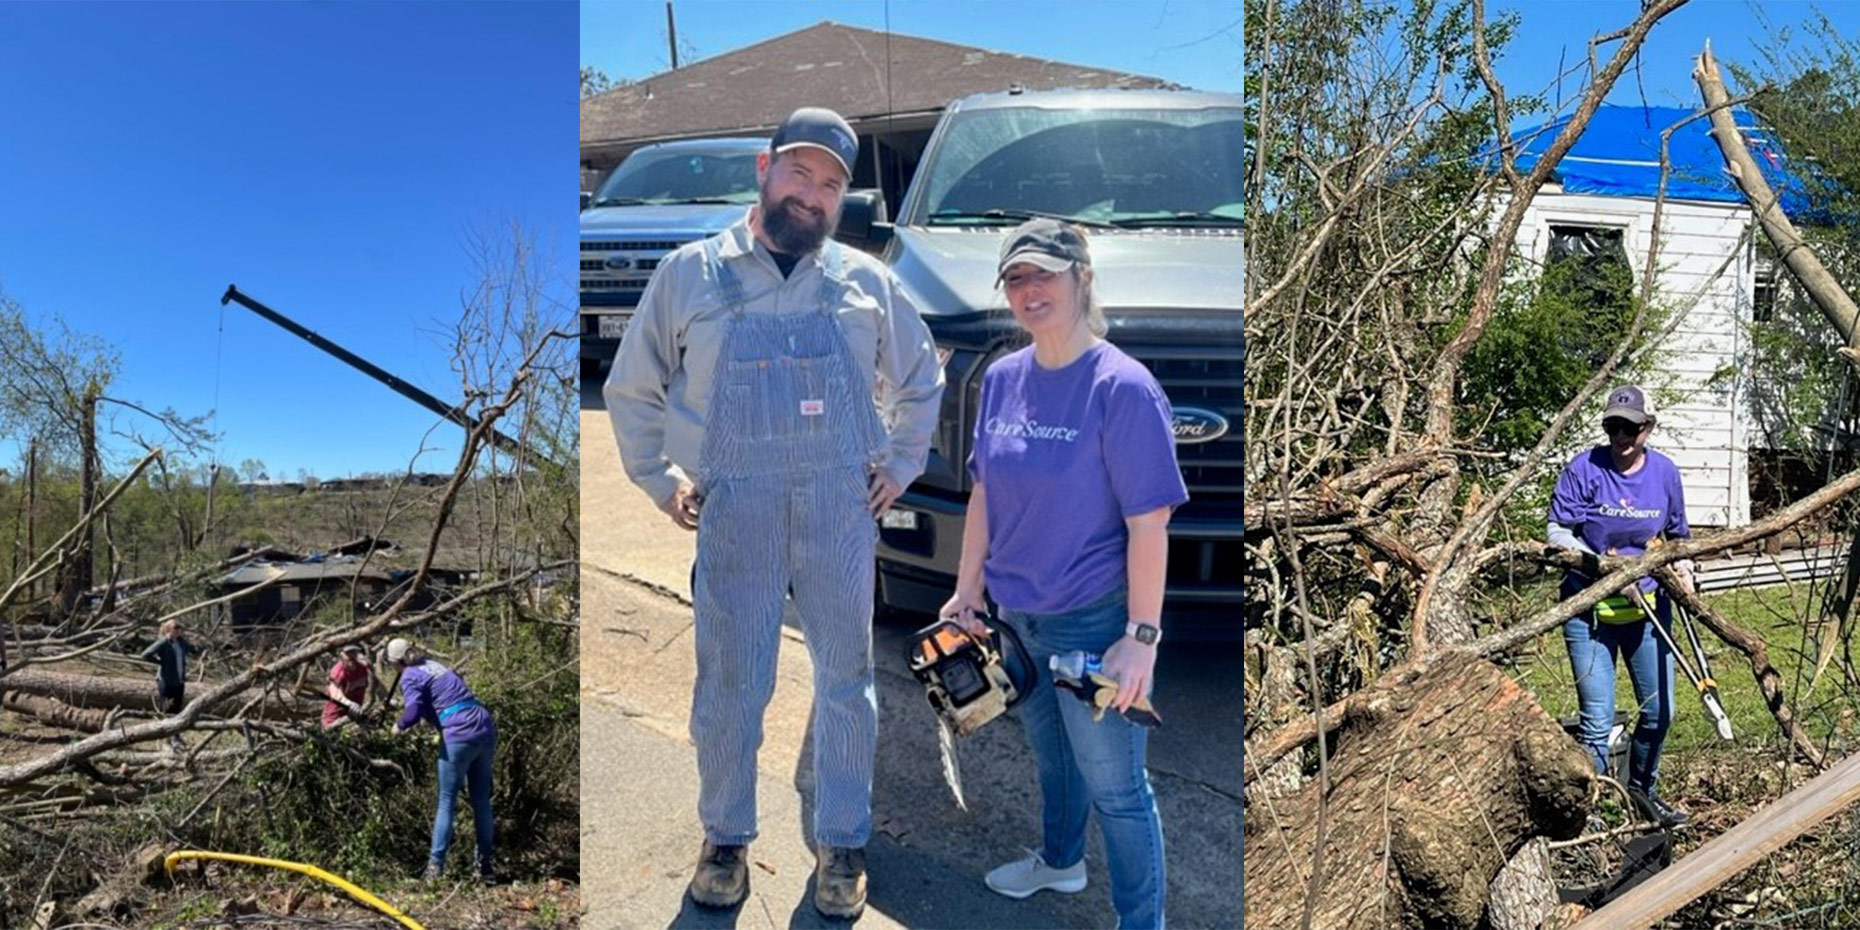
{"left": 1239, "top": 2, "right": 1860, "bottom": 926}
{"left": 0, "top": 668, "right": 311, "bottom": 720}
{"left": 1244, "top": 660, "right": 1592, "bottom": 929}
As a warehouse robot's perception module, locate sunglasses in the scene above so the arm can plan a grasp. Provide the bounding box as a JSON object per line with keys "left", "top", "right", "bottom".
{"left": 1602, "top": 418, "right": 1648, "bottom": 436}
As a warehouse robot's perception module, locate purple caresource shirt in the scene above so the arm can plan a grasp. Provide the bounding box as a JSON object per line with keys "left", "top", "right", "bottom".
{"left": 1548, "top": 446, "right": 1690, "bottom": 598}
{"left": 968, "top": 341, "right": 1189, "bottom": 614}
{"left": 397, "top": 659, "right": 495, "bottom": 745}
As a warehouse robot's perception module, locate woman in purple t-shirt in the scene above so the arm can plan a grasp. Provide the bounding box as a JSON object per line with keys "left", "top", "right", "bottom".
{"left": 939, "top": 219, "right": 1187, "bottom": 930}
{"left": 1546, "top": 385, "right": 1696, "bottom": 828}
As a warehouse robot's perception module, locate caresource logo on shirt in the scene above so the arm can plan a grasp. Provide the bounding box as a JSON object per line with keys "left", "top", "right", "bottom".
{"left": 986, "top": 416, "right": 1081, "bottom": 442}
{"left": 1598, "top": 494, "right": 1663, "bottom": 520}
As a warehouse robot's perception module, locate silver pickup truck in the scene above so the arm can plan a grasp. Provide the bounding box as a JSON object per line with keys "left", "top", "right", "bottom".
{"left": 580, "top": 137, "right": 887, "bottom": 380}
{"left": 835, "top": 88, "right": 1245, "bottom": 639}
{"left": 580, "top": 138, "right": 767, "bottom": 380}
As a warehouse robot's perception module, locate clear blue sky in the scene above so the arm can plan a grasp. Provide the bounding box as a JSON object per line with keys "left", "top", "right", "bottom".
{"left": 581, "top": 0, "right": 1243, "bottom": 94}
{"left": 1488, "top": 0, "right": 1860, "bottom": 117}
{"left": 0, "top": 1, "right": 577, "bottom": 479}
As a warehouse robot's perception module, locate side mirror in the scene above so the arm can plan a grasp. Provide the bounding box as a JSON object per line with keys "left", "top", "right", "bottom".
{"left": 835, "top": 189, "right": 893, "bottom": 250}
{"left": 581, "top": 191, "right": 592, "bottom": 211}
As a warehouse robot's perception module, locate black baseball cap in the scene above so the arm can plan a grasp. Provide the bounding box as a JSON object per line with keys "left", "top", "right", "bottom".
{"left": 1602, "top": 384, "right": 1657, "bottom": 424}
{"left": 997, "top": 218, "right": 1091, "bottom": 284}
{"left": 771, "top": 107, "right": 858, "bottom": 179}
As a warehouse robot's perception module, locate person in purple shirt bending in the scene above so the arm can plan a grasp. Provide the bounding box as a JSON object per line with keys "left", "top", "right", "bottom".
{"left": 940, "top": 219, "right": 1187, "bottom": 930}
{"left": 388, "top": 637, "right": 497, "bottom": 882}
{"left": 1547, "top": 385, "right": 1698, "bottom": 828}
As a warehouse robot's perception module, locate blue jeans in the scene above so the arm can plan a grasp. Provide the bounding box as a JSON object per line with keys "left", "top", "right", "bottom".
{"left": 1563, "top": 599, "right": 1676, "bottom": 795}
{"left": 1001, "top": 588, "right": 1166, "bottom": 930}
{"left": 431, "top": 732, "right": 496, "bottom": 869}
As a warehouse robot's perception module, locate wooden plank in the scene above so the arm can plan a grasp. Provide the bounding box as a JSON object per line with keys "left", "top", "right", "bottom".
{"left": 1573, "top": 749, "right": 1860, "bottom": 929}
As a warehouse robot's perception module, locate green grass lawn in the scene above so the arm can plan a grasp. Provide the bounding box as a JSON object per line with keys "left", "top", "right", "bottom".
{"left": 1508, "top": 583, "right": 1859, "bottom": 758}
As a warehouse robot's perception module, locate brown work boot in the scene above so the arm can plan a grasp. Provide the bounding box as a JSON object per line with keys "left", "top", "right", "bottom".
{"left": 688, "top": 841, "right": 749, "bottom": 908}
{"left": 814, "top": 846, "right": 867, "bottom": 920}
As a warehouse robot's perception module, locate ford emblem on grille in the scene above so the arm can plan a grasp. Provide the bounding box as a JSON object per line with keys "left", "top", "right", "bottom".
{"left": 1171, "top": 407, "right": 1230, "bottom": 445}
{"left": 603, "top": 255, "right": 633, "bottom": 272}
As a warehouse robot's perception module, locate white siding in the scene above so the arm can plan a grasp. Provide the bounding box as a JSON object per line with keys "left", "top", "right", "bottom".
{"left": 1512, "top": 188, "right": 1754, "bottom": 528}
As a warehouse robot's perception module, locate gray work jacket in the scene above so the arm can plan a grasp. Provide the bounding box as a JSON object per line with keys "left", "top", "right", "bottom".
{"left": 603, "top": 214, "right": 945, "bottom": 506}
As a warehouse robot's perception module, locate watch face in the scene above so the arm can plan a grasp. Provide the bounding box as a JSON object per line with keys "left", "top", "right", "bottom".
{"left": 1134, "top": 624, "right": 1159, "bottom": 644}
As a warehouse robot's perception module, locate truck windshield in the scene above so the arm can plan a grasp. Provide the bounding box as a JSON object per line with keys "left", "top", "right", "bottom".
{"left": 913, "top": 107, "right": 1244, "bottom": 227}
{"left": 591, "top": 148, "right": 762, "bottom": 207}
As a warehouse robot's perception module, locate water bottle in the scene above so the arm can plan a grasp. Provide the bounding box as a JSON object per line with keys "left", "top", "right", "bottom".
{"left": 1050, "top": 651, "right": 1102, "bottom": 682}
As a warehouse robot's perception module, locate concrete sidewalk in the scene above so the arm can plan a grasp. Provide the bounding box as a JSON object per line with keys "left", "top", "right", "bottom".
{"left": 581, "top": 696, "right": 1089, "bottom": 930}
{"left": 580, "top": 405, "right": 1245, "bottom": 930}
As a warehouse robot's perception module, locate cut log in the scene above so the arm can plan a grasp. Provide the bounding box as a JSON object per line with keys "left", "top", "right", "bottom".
{"left": 1, "top": 691, "right": 109, "bottom": 732}
{"left": 1243, "top": 658, "right": 1594, "bottom": 930}
{"left": 0, "top": 669, "right": 313, "bottom": 721}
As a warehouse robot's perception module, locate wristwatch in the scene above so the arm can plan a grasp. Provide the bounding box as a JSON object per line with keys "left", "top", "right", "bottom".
{"left": 1127, "top": 622, "right": 1161, "bottom": 646}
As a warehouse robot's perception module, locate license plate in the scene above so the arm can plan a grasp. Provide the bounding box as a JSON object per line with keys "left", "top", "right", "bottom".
{"left": 598, "top": 314, "right": 630, "bottom": 341}
{"left": 880, "top": 509, "right": 919, "bottom": 531}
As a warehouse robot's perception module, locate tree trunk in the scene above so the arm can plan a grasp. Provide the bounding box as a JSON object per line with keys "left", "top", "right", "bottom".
{"left": 1487, "top": 838, "right": 1558, "bottom": 930}
{"left": 1, "top": 669, "right": 312, "bottom": 721}
{"left": 1695, "top": 44, "right": 1860, "bottom": 353}
{"left": 1243, "top": 659, "right": 1593, "bottom": 930}
{"left": 1, "top": 690, "right": 110, "bottom": 732}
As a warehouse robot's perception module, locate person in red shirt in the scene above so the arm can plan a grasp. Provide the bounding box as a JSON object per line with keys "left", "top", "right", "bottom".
{"left": 322, "top": 644, "right": 372, "bottom": 729}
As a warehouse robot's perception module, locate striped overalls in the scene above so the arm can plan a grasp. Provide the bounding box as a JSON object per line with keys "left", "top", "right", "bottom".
{"left": 690, "top": 237, "right": 887, "bottom": 849}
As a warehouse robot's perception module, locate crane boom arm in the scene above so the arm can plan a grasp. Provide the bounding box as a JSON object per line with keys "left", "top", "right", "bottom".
{"left": 220, "top": 285, "right": 556, "bottom": 470}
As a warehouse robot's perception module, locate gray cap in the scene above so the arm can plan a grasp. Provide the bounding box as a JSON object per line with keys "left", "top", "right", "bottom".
{"left": 386, "top": 637, "right": 413, "bottom": 664}
{"left": 340, "top": 643, "right": 363, "bottom": 655}
{"left": 771, "top": 107, "right": 858, "bottom": 179}
{"left": 997, "top": 218, "right": 1091, "bottom": 284}
{"left": 1602, "top": 385, "right": 1657, "bottom": 424}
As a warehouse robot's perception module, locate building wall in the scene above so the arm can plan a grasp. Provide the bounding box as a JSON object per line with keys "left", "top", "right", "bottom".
{"left": 1514, "top": 189, "right": 1755, "bottom": 528}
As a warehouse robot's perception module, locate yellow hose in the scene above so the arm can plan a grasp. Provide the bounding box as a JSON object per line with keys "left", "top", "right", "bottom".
{"left": 164, "top": 850, "right": 425, "bottom": 930}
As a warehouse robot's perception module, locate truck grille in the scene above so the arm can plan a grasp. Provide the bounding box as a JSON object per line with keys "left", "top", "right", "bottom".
{"left": 1133, "top": 349, "right": 1242, "bottom": 504}
{"left": 582, "top": 236, "right": 695, "bottom": 314}
{"left": 583, "top": 240, "right": 687, "bottom": 252}
{"left": 1129, "top": 346, "right": 1241, "bottom": 596}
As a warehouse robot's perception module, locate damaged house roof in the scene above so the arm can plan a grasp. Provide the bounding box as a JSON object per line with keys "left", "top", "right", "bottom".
{"left": 580, "top": 21, "right": 1176, "bottom": 149}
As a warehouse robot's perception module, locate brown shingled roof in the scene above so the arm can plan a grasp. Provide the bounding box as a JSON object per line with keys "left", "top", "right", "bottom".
{"left": 581, "top": 21, "right": 1177, "bottom": 147}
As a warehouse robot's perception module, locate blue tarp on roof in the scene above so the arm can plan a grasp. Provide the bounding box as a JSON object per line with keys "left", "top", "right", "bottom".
{"left": 1504, "top": 104, "right": 1810, "bottom": 213}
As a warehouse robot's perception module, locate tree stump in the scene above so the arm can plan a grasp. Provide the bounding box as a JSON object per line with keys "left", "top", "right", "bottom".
{"left": 1243, "top": 658, "right": 1593, "bottom": 929}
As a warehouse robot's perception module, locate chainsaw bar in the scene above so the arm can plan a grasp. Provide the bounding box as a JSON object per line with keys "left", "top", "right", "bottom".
{"left": 935, "top": 716, "right": 966, "bottom": 811}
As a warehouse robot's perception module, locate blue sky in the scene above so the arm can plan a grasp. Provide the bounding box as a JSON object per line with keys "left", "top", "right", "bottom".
{"left": 0, "top": 1, "right": 577, "bottom": 479}
{"left": 1488, "top": 0, "right": 1860, "bottom": 116}
{"left": 580, "top": 0, "right": 1243, "bottom": 94}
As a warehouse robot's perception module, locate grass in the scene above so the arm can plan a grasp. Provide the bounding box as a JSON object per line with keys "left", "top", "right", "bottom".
{"left": 1508, "top": 583, "right": 1860, "bottom": 757}
{"left": 1506, "top": 581, "right": 1860, "bottom": 926}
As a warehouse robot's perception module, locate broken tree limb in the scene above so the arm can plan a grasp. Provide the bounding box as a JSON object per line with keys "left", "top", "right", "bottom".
{"left": 1, "top": 692, "right": 109, "bottom": 732}
{"left": 1474, "top": 459, "right": 1860, "bottom": 657}
{"left": 1695, "top": 42, "right": 1860, "bottom": 354}
{"left": 0, "top": 670, "right": 310, "bottom": 721}
{"left": 1247, "top": 463, "right": 1860, "bottom": 787}
{"left": 1653, "top": 566, "right": 1827, "bottom": 768}
{"left": 1243, "top": 659, "right": 1594, "bottom": 929}
{"left": 1573, "top": 746, "right": 1860, "bottom": 929}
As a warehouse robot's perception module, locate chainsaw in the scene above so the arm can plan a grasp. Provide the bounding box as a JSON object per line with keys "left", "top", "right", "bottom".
{"left": 905, "top": 617, "right": 1034, "bottom": 809}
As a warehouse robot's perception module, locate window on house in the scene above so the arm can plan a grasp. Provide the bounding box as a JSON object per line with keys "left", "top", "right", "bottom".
{"left": 1546, "top": 224, "right": 1632, "bottom": 286}
{"left": 1753, "top": 256, "right": 1779, "bottom": 323}
{"left": 1544, "top": 224, "right": 1635, "bottom": 365}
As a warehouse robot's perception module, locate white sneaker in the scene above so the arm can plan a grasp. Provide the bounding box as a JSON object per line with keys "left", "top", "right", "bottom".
{"left": 984, "top": 850, "right": 1087, "bottom": 899}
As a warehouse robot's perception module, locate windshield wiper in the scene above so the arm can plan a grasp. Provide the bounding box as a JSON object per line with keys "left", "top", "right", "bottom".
{"left": 591, "top": 197, "right": 652, "bottom": 207}
{"left": 926, "top": 208, "right": 1118, "bottom": 229}
{"left": 671, "top": 197, "right": 752, "bottom": 205}
{"left": 1108, "top": 212, "right": 1244, "bottom": 228}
